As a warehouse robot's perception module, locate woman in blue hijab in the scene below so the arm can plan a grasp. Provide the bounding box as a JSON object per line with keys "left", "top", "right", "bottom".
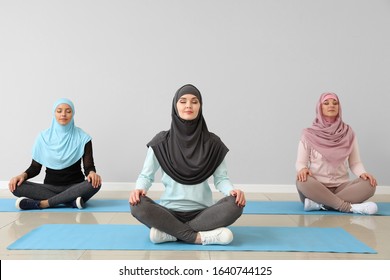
{"left": 8, "top": 98, "right": 102, "bottom": 210}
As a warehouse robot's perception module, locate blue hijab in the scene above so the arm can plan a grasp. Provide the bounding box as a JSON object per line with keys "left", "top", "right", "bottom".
{"left": 32, "top": 98, "right": 92, "bottom": 170}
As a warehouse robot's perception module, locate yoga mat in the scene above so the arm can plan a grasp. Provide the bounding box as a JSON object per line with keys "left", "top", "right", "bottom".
{"left": 1, "top": 198, "right": 389, "bottom": 215}
{"left": 7, "top": 224, "right": 376, "bottom": 253}
{"left": 0, "top": 198, "right": 130, "bottom": 212}
{"left": 244, "top": 201, "right": 390, "bottom": 216}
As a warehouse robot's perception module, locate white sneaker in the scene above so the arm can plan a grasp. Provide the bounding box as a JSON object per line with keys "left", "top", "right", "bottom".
{"left": 199, "top": 227, "right": 233, "bottom": 245}
{"left": 150, "top": 227, "right": 177, "bottom": 244}
{"left": 304, "top": 198, "right": 324, "bottom": 211}
{"left": 350, "top": 202, "right": 378, "bottom": 215}
{"left": 74, "top": 197, "right": 85, "bottom": 209}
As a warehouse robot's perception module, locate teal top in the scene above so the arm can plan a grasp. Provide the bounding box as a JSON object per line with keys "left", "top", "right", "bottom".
{"left": 135, "top": 147, "right": 234, "bottom": 211}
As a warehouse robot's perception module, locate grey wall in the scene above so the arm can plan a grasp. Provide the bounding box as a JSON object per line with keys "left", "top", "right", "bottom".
{"left": 1, "top": 0, "right": 389, "bottom": 186}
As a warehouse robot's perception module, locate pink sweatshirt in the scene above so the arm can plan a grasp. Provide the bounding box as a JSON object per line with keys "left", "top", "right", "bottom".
{"left": 295, "top": 136, "right": 366, "bottom": 188}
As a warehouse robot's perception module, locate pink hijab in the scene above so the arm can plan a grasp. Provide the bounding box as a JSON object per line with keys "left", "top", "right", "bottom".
{"left": 302, "top": 92, "right": 355, "bottom": 167}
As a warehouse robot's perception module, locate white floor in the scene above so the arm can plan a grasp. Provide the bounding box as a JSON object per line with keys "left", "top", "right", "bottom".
{"left": 1, "top": 189, "right": 389, "bottom": 260}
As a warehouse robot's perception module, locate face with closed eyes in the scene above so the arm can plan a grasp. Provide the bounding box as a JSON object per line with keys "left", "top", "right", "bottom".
{"left": 176, "top": 94, "right": 201, "bottom": 121}
{"left": 55, "top": 103, "right": 73, "bottom": 125}
{"left": 321, "top": 98, "right": 339, "bottom": 120}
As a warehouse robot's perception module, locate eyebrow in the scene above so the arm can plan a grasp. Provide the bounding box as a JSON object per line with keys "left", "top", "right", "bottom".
{"left": 56, "top": 107, "right": 72, "bottom": 111}
{"left": 323, "top": 99, "right": 338, "bottom": 103}
{"left": 179, "top": 97, "right": 199, "bottom": 101}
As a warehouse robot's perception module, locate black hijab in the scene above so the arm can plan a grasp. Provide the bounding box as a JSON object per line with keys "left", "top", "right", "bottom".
{"left": 147, "top": 84, "right": 229, "bottom": 185}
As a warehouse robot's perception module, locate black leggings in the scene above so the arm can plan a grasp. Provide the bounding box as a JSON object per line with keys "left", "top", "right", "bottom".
{"left": 12, "top": 180, "right": 101, "bottom": 207}
{"left": 130, "top": 195, "right": 243, "bottom": 243}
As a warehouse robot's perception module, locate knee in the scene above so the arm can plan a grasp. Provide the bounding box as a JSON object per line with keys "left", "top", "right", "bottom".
{"left": 130, "top": 202, "right": 139, "bottom": 217}
{"left": 296, "top": 179, "right": 305, "bottom": 191}
{"left": 234, "top": 206, "right": 244, "bottom": 219}
{"left": 85, "top": 181, "right": 101, "bottom": 193}
{"left": 296, "top": 178, "right": 308, "bottom": 188}
{"left": 130, "top": 196, "right": 150, "bottom": 219}
{"left": 359, "top": 178, "right": 376, "bottom": 195}
{"left": 11, "top": 183, "right": 28, "bottom": 197}
{"left": 296, "top": 176, "right": 317, "bottom": 190}
{"left": 11, "top": 189, "right": 22, "bottom": 198}
{"left": 225, "top": 195, "right": 244, "bottom": 217}
{"left": 93, "top": 184, "right": 102, "bottom": 193}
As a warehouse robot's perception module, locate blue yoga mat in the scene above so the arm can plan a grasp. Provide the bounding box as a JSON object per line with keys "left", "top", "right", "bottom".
{"left": 243, "top": 201, "right": 390, "bottom": 216}
{"left": 1, "top": 198, "right": 389, "bottom": 215}
{"left": 0, "top": 198, "right": 130, "bottom": 212}
{"left": 7, "top": 224, "right": 376, "bottom": 253}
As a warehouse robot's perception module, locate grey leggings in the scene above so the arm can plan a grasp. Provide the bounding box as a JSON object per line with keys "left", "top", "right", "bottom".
{"left": 12, "top": 180, "right": 101, "bottom": 207}
{"left": 130, "top": 195, "right": 243, "bottom": 243}
{"left": 296, "top": 177, "right": 376, "bottom": 212}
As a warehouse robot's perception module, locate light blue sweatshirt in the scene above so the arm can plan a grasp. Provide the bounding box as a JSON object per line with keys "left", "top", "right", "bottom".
{"left": 135, "top": 147, "right": 234, "bottom": 211}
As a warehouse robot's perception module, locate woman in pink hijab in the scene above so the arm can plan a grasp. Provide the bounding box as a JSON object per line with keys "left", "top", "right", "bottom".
{"left": 295, "top": 93, "right": 378, "bottom": 214}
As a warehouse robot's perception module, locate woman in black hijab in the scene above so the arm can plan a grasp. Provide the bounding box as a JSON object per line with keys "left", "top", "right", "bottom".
{"left": 130, "top": 84, "right": 245, "bottom": 245}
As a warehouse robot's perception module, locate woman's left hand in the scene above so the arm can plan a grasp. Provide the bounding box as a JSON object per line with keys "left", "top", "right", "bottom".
{"left": 87, "top": 171, "right": 102, "bottom": 188}
{"left": 360, "top": 173, "right": 377, "bottom": 187}
{"left": 230, "top": 189, "right": 246, "bottom": 208}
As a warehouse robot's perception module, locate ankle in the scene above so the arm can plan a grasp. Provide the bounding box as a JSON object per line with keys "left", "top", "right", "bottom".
{"left": 39, "top": 200, "right": 49, "bottom": 208}
{"left": 195, "top": 233, "right": 202, "bottom": 244}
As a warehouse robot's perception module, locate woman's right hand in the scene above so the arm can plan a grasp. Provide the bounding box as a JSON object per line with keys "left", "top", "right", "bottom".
{"left": 296, "top": 167, "right": 312, "bottom": 182}
{"left": 8, "top": 173, "right": 27, "bottom": 192}
{"left": 129, "top": 189, "right": 147, "bottom": 206}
